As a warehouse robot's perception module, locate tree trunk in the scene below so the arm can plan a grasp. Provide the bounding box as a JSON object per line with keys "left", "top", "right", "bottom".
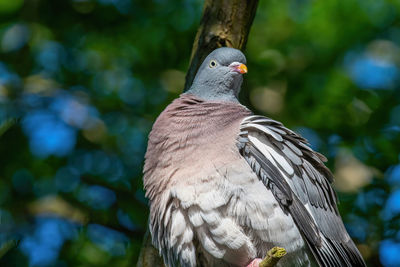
{"left": 184, "top": 0, "right": 259, "bottom": 91}
{"left": 136, "top": 229, "right": 165, "bottom": 267}
{"left": 137, "top": 0, "right": 259, "bottom": 266}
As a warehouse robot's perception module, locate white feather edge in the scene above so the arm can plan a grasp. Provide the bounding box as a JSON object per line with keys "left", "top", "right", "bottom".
{"left": 248, "top": 134, "right": 294, "bottom": 176}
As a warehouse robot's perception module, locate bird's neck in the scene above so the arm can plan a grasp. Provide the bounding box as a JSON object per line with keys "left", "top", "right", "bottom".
{"left": 186, "top": 85, "right": 239, "bottom": 103}
{"left": 187, "top": 76, "right": 242, "bottom": 103}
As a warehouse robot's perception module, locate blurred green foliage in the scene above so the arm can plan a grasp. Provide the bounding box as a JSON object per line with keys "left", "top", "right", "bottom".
{"left": 0, "top": 0, "right": 399, "bottom": 266}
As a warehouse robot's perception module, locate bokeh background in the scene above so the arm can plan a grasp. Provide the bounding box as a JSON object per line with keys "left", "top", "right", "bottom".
{"left": 0, "top": 0, "right": 399, "bottom": 266}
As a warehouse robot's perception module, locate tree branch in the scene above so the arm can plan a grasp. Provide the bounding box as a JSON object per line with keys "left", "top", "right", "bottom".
{"left": 137, "top": 230, "right": 165, "bottom": 267}
{"left": 184, "top": 0, "right": 259, "bottom": 91}
{"left": 260, "top": 247, "right": 287, "bottom": 267}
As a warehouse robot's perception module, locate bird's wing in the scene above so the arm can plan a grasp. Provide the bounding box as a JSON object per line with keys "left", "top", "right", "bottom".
{"left": 236, "top": 115, "right": 366, "bottom": 267}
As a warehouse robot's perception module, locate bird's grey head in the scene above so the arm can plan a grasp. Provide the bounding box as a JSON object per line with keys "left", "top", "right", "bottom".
{"left": 186, "top": 47, "right": 247, "bottom": 102}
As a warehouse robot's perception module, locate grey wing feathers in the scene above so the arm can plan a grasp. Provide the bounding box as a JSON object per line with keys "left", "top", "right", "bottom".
{"left": 237, "top": 115, "right": 366, "bottom": 267}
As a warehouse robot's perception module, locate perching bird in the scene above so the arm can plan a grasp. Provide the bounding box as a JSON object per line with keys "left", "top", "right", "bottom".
{"left": 143, "top": 47, "right": 366, "bottom": 267}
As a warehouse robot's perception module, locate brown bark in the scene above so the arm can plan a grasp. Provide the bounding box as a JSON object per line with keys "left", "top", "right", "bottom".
{"left": 138, "top": 0, "right": 259, "bottom": 266}
{"left": 136, "top": 230, "right": 165, "bottom": 267}
{"left": 184, "top": 0, "right": 259, "bottom": 91}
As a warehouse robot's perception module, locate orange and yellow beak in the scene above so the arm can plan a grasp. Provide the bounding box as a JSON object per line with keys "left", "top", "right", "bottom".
{"left": 230, "top": 62, "right": 248, "bottom": 74}
{"left": 236, "top": 63, "right": 248, "bottom": 74}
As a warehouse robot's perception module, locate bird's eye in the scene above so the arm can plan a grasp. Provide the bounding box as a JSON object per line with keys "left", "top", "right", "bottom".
{"left": 209, "top": 60, "right": 217, "bottom": 68}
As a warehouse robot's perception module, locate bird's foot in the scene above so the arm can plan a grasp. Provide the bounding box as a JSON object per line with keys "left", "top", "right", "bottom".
{"left": 246, "top": 258, "right": 262, "bottom": 267}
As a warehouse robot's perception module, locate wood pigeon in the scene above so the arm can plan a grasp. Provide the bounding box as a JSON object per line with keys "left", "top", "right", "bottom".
{"left": 143, "top": 47, "right": 366, "bottom": 267}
